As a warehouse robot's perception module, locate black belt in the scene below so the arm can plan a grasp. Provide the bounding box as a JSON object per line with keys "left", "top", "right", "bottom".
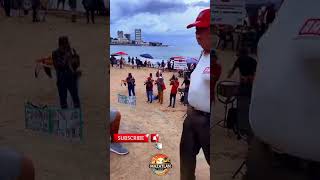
{"left": 189, "top": 106, "right": 210, "bottom": 117}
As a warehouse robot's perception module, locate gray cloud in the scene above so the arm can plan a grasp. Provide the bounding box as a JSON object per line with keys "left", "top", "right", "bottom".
{"left": 111, "top": 0, "right": 188, "bottom": 23}
{"left": 192, "top": 1, "right": 209, "bottom": 7}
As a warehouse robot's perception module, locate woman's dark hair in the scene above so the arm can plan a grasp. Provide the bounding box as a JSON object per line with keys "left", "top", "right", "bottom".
{"left": 170, "top": 74, "right": 176, "bottom": 81}
{"left": 58, "top": 36, "right": 70, "bottom": 50}
{"left": 150, "top": 73, "right": 152, "bottom": 77}
{"left": 128, "top": 73, "right": 132, "bottom": 78}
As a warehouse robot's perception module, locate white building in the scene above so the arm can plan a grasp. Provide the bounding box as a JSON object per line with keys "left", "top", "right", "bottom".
{"left": 117, "top": 31, "right": 124, "bottom": 39}
{"left": 135, "top": 29, "right": 142, "bottom": 43}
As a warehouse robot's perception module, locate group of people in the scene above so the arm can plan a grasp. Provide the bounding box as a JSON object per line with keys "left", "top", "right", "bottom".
{"left": 121, "top": 68, "right": 190, "bottom": 109}
{"left": 216, "top": 2, "right": 278, "bottom": 53}
{"left": 0, "top": 0, "right": 106, "bottom": 23}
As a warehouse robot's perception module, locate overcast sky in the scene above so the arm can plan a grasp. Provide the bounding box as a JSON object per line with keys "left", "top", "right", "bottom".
{"left": 110, "top": 0, "right": 210, "bottom": 46}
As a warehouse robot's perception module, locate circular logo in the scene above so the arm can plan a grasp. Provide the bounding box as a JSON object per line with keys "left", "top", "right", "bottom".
{"left": 149, "top": 154, "right": 172, "bottom": 176}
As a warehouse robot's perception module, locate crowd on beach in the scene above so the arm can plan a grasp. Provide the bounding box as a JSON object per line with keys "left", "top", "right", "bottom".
{"left": 112, "top": 56, "right": 192, "bottom": 109}
{"left": 110, "top": 55, "right": 197, "bottom": 76}
{"left": 215, "top": 2, "right": 278, "bottom": 53}
{"left": 0, "top": 0, "right": 107, "bottom": 23}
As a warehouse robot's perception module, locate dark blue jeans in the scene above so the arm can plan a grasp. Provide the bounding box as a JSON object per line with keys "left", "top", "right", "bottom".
{"left": 128, "top": 85, "right": 135, "bottom": 96}
{"left": 57, "top": 76, "right": 80, "bottom": 109}
{"left": 147, "top": 91, "right": 153, "bottom": 103}
{"left": 169, "top": 93, "right": 177, "bottom": 107}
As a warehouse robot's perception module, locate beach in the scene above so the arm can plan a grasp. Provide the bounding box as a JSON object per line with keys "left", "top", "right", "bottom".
{"left": 0, "top": 13, "right": 108, "bottom": 179}
{"left": 110, "top": 65, "right": 210, "bottom": 179}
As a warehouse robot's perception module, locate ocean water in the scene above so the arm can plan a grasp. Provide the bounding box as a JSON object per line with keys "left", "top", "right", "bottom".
{"left": 110, "top": 45, "right": 202, "bottom": 64}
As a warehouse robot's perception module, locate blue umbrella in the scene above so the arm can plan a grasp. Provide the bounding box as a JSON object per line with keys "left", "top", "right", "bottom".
{"left": 185, "top": 57, "right": 198, "bottom": 64}
{"left": 140, "top": 54, "right": 154, "bottom": 59}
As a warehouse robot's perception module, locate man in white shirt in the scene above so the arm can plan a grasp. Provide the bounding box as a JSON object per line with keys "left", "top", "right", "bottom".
{"left": 180, "top": 8, "right": 212, "bottom": 180}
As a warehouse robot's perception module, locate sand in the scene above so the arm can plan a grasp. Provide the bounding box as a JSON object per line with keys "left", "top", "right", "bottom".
{"left": 0, "top": 9, "right": 249, "bottom": 180}
{"left": 110, "top": 66, "right": 210, "bottom": 180}
{"left": 210, "top": 48, "right": 248, "bottom": 180}
{"left": 0, "top": 13, "right": 108, "bottom": 179}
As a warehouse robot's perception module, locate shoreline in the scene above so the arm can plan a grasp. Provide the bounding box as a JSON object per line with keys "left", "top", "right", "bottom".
{"left": 110, "top": 44, "right": 169, "bottom": 47}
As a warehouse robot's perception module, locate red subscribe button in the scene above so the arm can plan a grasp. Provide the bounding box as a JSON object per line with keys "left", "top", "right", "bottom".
{"left": 113, "top": 134, "right": 150, "bottom": 143}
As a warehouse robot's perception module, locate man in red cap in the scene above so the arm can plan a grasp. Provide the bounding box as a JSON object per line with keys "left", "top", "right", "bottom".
{"left": 180, "top": 8, "right": 220, "bottom": 180}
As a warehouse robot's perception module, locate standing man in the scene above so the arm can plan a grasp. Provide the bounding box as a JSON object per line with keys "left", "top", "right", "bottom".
{"left": 110, "top": 55, "right": 115, "bottom": 67}
{"left": 180, "top": 8, "right": 220, "bottom": 180}
{"left": 131, "top": 57, "right": 134, "bottom": 69}
{"left": 57, "top": 0, "right": 65, "bottom": 10}
{"left": 144, "top": 73, "right": 154, "bottom": 103}
{"left": 3, "top": 0, "right": 11, "bottom": 17}
{"left": 227, "top": 47, "right": 257, "bottom": 98}
{"left": 181, "top": 76, "right": 190, "bottom": 106}
{"left": 69, "top": 0, "right": 77, "bottom": 22}
{"left": 31, "top": 0, "right": 40, "bottom": 22}
{"left": 82, "top": 0, "right": 97, "bottom": 24}
{"left": 135, "top": 57, "right": 139, "bottom": 69}
{"left": 52, "top": 36, "right": 81, "bottom": 109}
{"left": 168, "top": 77, "right": 179, "bottom": 108}
{"left": 155, "top": 73, "right": 165, "bottom": 105}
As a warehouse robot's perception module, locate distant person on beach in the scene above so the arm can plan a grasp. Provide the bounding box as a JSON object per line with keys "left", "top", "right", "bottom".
{"left": 31, "top": 0, "right": 40, "bottom": 22}
{"left": 156, "top": 69, "right": 161, "bottom": 78}
{"left": 180, "top": 9, "right": 216, "bottom": 180}
{"left": 119, "top": 57, "right": 124, "bottom": 69}
{"left": 57, "top": 0, "right": 65, "bottom": 9}
{"left": 181, "top": 76, "right": 190, "bottom": 106}
{"left": 82, "top": 0, "right": 98, "bottom": 24}
{"left": 144, "top": 60, "right": 147, "bottom": 67}
{"left": 155, "top": 73, "right": 165, "bottom": 104}
{"left": 161, "top": 60, "right": 165, "bottom": 71}
{"left": 135, "top": 57, "right": 139, "bottom": 69}
{"left": 128, "top": 56, "right": 131, "bottom": 64}
{"left": 0, "top": 148, "right": 35, "bottom": 180}
{"left": 144, "top": 73, "right": 154, "bottom": 103}
{"left": 110, "top": 55, "right": 116, "bottom": 67}
{"left": 110, "top": 108, "right": 129, "bottom": 155}
{"left": 169, "top": 74, "right": 176, "bottom": 81}
{"left": 167, "top": 61, "right": 170, "bottom": 71}
{"left": 52, "top": 36, "right": 81, "bottom": 109}
{"left": 168, "top": 77, "right": 179, "bottom": 108}
{"left": 126, "top": 73, "right": 135, "bottom": 96}
{"left": 69, "top": 0, "right": 77, "bottom": 22}
{"left": 131, "top": 58, "right": 134, "bottom": 69}
{"left": 3, "top": 0, "right": 11, "bottom": 17}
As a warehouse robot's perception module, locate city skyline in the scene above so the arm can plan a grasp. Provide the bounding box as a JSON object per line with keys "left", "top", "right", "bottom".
{"left": 110, "top": 0, "right": 210, "bottom": 46}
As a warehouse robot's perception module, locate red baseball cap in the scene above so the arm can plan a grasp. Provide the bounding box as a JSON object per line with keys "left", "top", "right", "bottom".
{"left": 187, "top": 8, "right": 210, "bottom": 29}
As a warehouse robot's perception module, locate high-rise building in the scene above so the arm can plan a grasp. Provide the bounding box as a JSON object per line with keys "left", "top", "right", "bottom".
{"left": 124, "top": 34, "right": 131, "bottom": 41}
{"left": 135, "top": 29, "right": 142, "bottom": 43}
{"left": 117, "top": 31, "right": 124, "bottom": 39}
